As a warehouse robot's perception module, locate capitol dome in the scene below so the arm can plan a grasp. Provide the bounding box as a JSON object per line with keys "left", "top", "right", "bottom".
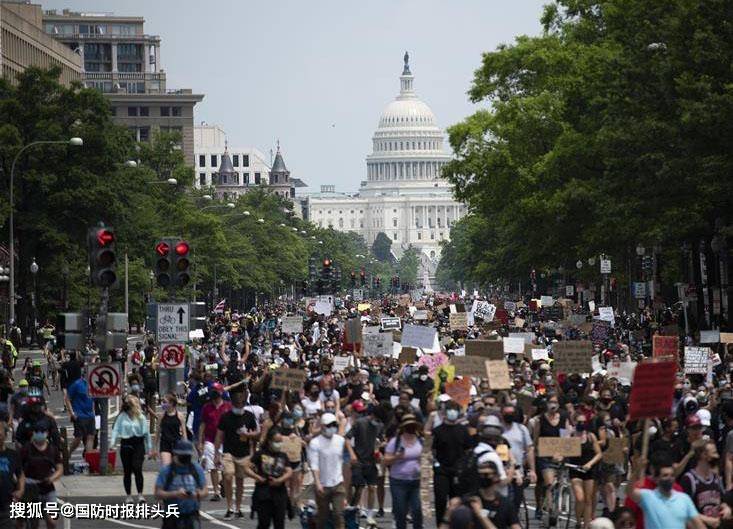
{"left": 365, "top": 52, "right": 451, "bottom": 190}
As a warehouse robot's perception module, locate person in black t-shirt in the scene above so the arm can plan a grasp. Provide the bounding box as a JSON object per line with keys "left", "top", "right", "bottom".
{"left": 244, "top": 427, "right": 292, "bottom": 529}
{"left": 475, "top": 461, "right": 520, "bottom": 529}
{"left": 0, "top": 420, "right": 22, "bottom": 528}
{"left": 214, "top": 391, "right": 259, "bottom": 519}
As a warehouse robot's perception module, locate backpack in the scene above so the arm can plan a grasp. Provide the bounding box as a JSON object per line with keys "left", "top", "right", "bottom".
{"left": 163, "top": 462, "right": 204, "bottom": 494}
{"left": 142, "top": 366, "right": 157, "bottom": 392}
{"left": 452, "top": 448, "right": 491, "bottom": 497}
{"left": 131, "top": 351, "right": 143, "bottom": 366}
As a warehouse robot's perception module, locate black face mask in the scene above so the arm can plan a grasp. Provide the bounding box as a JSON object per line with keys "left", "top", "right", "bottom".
{"left": 674, "top": 389, "right": 683, "bottom": 399}
{"left": 502, "top": 414, "right": 515, "bottom": 424}
{"left": 657, "top": 478, "right": 674, "bottom": 493}
{"left": 709, "top": 456, "right": 720, "bottom": 468}
{"left": 478, "top": 476, "right": 495, "bottom": 489}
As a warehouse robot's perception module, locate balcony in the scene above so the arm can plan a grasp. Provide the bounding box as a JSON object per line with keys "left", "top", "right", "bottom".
{"left": 84, "top": 72, "right": 165, "bottom": 81}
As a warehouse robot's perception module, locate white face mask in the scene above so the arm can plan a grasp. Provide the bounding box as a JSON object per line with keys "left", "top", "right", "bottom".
{"left": 445, "top": 409, "right": 459, "bottom": 422}
{"left": 323, "top": 426, "right": 337, "bottom": 438}
{"left": 419, "top": 374, "right": 428, "bottom": 382}
{"left": 232, "top": 407, "right": 245, "bottom": 416}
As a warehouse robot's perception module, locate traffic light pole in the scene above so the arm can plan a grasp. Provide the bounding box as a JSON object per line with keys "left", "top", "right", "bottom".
{"left": 98, "top": 285, "right": 110, "bottom": 475}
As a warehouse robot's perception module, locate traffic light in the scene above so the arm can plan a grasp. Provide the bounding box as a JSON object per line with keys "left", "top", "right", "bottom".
{"left": 154, "top": 239, "right": 172, "bottom": 287}
{"left": 321, "top": 258, "right": 332, "bottom": 281}
{"left": 375, "top": 277, "right": 381, "bottom": 289}
{"left": 88, "top": 225, "right": 117, "bottom": 287}
{"left": 173, "top": 240, "right": 191, "bottom": 286}
{"left": 350, "top": 271, "right": 356, "bottom": 286}
{"left": 359, "top": 269, "right": 366, "bottom": 286}
{"left": 309, "top": 257, "right": 317, "bottom": 279}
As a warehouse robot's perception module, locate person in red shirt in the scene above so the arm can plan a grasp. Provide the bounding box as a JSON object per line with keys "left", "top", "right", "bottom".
{"left": 197, "top": 383, "right": 231, "bottom": 501}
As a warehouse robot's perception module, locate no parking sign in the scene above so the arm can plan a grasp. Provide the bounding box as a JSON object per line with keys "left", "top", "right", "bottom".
{"left": 160, "top": 343, "right": 185, "bottom": 369}
{"left": 87, "top": 363, "right": 121, "bottom": 398}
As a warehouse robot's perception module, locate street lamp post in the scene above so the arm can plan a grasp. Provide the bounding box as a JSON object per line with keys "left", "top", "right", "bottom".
{"left": 62, "top": 265, "right": 69, "bottom": 310}
{"left": 8, "top": 138, "right": 83, "bottom": 325}
{"left": 30, "top": 258, "right": 38, "bottom": 347}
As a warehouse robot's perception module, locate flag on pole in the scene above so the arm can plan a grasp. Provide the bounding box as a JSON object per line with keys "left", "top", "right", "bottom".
{"left": 214, "top": 299, "right": 226, "bottom": 313}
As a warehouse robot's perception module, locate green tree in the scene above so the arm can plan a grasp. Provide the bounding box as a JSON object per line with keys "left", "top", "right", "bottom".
{"left": 397, "top": 247, "right": 420, "bottom": 290}
{"left": 371, "top": 232, "right": 393, "bottom": 262}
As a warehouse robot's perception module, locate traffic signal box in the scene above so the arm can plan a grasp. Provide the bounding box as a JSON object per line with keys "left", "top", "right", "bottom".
{"left": 154, "top": 238, "right": 191, "bottom": 288}
{"left": 88, "top": 226, "right": 117, "bottom": 287}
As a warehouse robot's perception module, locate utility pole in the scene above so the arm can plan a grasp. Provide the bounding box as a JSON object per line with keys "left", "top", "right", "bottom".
{"left": 124, "top": 253, "right": 129, "bottom": 319}
{"left": 97, "top": 286, "right": 110, "bottom": 474}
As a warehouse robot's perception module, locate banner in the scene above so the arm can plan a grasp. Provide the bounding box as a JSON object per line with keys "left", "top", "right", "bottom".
{"left": 628, "top": 360, "right": 676, "bottom": 420}
{"left": 552, "top": 340, "right": 594, "bottom": 374}
{"left": 402, "top": 324, "right": 437, "bottom": 349}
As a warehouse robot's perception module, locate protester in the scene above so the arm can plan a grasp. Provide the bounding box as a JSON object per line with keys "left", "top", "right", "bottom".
{"left": 155, "top": 393, "right": 187, "bottom": 466}
{"left": 308, "top": 412, "right": 346, "bottom": 529}
{"left": 110, "top": 394, "right": 153, "bottom": 503}
{"left": 154, "top": 439, "right": 207, "bottom": 529}
{"left": 383, "top": 414, "right": 423, "bottom": 529}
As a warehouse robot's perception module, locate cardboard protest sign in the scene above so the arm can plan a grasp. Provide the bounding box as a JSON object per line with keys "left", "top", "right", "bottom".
{"left": 514, "top": 317, "right": 526, "bottom": 329}
{"left": 684, "top": 346, "right": 711, "bottom": 374}
{"left": 402, "top": 324, "right": 437, "bottom": 349}
{"left": 602, "top": 437, "right": 625, "bottom": 465}
{"left": 417, "top": 352, "right": 449, "bottom": 377}
{"left": 399, "top": 347, "right": 418, "bottom": 365}
{"left": 538, "top": 437, "right": 582, "bottom": 458}
{"left": 451, "top": 355, "right": 490, "bottom": 378}
{"left": 628, "top": 360, "right": 676, "bottom": 420}
{"left": 466, "top": 340, "right": 504, "bottom": 360}
{"left": 343, "top": 318, "right": 362, "bottom": 344}
{"left": 445, "top": 377, "right": 472, "bottom": 408}
{"left": 271, "top": 368, "right": 308, "bottom": 390}
{"left": 552, "top": 340, "right": 593, "bottom": 374}
{"left": 413, "top": 310, "right": 429, "bottom": 321}
{"left": 607, "top": 361, "right": 636, "bottom": 383}
{"left": 363, "top": 325, "right": 381, "bottom": 335}
{"left": 720, "top": 333, "right": 733, "bottom": 344}
{"left": 332, "top": 356, "right": 351, "bottom": 372}
{"left": 380, "top": 317, "right": 402, "bottom": 331}
{"left": 509, "top": 332, "right": 535, "bottom": 344}
{"left": 282, "top": 436, "right": 303, "bottom": 462}
{"left": 449, "top": 312, "right": 468, "bottom": 331}
{"left": 485, "top": 359, "right": 512, "bottom": 389}
{"left": 653, "top": 335, "right": 679, "bottom": 362}
{"left": 281, "top": 316, "right": 303, "bottom": 334}
{"left": 503, "top": 337, "right": 525, "bottom": 354}
{"left": 364, "top": 332, "right": 393, "bottom": 357}
{"left": 700, "top": 330, "right": 721, "bottom": 344}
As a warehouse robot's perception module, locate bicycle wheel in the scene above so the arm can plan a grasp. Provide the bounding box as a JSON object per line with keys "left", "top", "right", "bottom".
{"left": 520, "top": 496, "right": 530, "bottom": 529}
{"left": 560, "top": 486, "right": 572, "bottom": 529}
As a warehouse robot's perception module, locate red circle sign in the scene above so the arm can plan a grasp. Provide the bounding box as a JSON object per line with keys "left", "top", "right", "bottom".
{"left": 160, "top": 344, "right": 185, "bottom": 369}
{"left": 88, "top": 364, "right": 120, "bottom": 397}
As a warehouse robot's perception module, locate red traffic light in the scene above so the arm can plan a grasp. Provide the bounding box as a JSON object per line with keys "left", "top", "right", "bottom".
{"left": 359, "top": 269, "right": 366, "bottom": 278}
{"left": 175, "top": 241, "right": 190, "bottom": 256}
{"left": 323, "top": 259, "right": 331, "bottom": 267}
{"left": 155, "top": 242, "right": 170, "bottom": 256}
{"left": 96, "top": 229, "right": 115, "bottom": 246}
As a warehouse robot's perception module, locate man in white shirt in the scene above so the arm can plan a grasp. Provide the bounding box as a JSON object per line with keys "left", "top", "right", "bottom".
{"left": 308, "top": 413, "right": 346, "bottom": 529}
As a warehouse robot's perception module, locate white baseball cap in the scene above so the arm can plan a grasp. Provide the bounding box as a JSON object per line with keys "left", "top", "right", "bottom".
{"left": 321, "top": 413, "right": 338, "bottom": 426}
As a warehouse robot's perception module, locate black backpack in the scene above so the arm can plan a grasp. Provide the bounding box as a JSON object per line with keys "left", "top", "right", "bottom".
{"left": 452, "top": 448, "right": 491, "bottom": 497}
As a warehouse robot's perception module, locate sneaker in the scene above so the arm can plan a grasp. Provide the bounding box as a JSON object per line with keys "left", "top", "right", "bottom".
{"left": 534, "top": 509, "right": 543, "bottom": 521}
{"left": 137, "top": 495, "right": 146, "bottom": 503}
{"left": 224, "top": 510, "right": 233, "bottom": 520}
{"left": 376, "top": 509, "right": 385, "bottom": 518}
{"left": 360, "top": 509, "right": 368, "bottom": 519}
{"left": 210, "top": 494, "right": 221, "bottom": 502}
{"left": 235, "top": 511, "right": 244, "bottom": 519}
{"left": 124, "top": 496, "right": 134, "bottom": 504}
{"left": 366, "top": 517, "right": 377, "bottom": 527}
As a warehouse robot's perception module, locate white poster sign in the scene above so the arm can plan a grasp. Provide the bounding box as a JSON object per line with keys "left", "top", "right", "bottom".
{"left": 401, "top": 324, "right": 437, "bottom": 350}
{"left": 502, "top": 337, "right": 525, "bottom": 354}
{"left": 364, "top": 332, "right": 394, "bottom": 357}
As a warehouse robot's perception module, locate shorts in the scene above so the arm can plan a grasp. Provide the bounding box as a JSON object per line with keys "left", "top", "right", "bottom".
{"left": 73, "top": 417, "right": 96, "bottom": 439}
{"left": 537, "top": 457, "right": 559, "bottom": 474}
{"left": 202, "top": 441, "right": 222, "bottom": 472}
{"left": 351, "top": 462, "right": 378, "bottom": 487}
{"left": 222, "top": 452, "right": 247, "bottom": 479}
{"left": 160, "top": 438, "right": 176, "bottom": 454}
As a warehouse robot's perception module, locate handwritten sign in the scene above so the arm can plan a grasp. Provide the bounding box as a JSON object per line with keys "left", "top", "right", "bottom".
{"left": 413, "top": 310, "right": 429, "bottom": 321}
{"left": 417, "top": 352, "right": 449, "bottom": 377}
{"left": 380, "top": 317, "right": 402, "bottom": 331}
{"left": 466, "top": 340, "right": 504, "bottom": 360}
{"left": 282, "top": 316, "right": 303, "bottom": 334}
{"left": 531, "top": 348, "right": 550, "bottom": 361}
{"left": 445, "top": 377, "right": 472, "bottom": 408}
{"left": 607, "top": 361, "right": 636, "bottom": 383}
{"left": 452, "top": 355, "right": 490, "bottom": 378}
{"left": 332, "top": 356, "right": 351, "bottom": 372}
{"left": 402, "top": 324, "right": 437, "bottom": 349}
{"left": 363, "top": 332, "right": 393, "bottom": 357}
{"left": 700, "top": 330, "right": 721, "bottom": 344}
{"left": 653, "top": 335, "right": 679, "bottom": 362}
{"left": 399, "top": 347, "right": 418, "bottom": 365}
{"left": 474, "top": 302, "right": 496, "bottom": 322}
{"left": 503, "top": 337, "right": 525, "bottom": 354}
{"left": 271, "top": 368, "right": 308, "bottom": 391}
{"left": 508, "top": 332, "right": 535, "bottom": 344}
{"left": 449, "top": 312, "right": 468, "bottom": 331}
{"left": 602, "top": 437, "right": 625, "bottom": 465}
{"left": 590, "top": 321, "right": 610, "bottom": 342}
{"left": 628, "top": 360, "right": 677, "bottom": 420}
{"left": 538, "top": 437, "right": 582, "bottom": 458}
{"left": 684, "top": 346, "right": 710, "bottom": 374}
{"left": 720, "top": 333, "right": 733, "bottom": 344}
{"left": 598, "top": 306, "right": 615, "bottom": 323}
{"left": 485, "top": 359, "right": 512, "bottom": 390}
{"left": 552, "top": 340, "right": 593, "bottom": 374}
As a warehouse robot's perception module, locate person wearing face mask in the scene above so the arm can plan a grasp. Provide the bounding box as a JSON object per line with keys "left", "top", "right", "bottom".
{"left": 627, "top": 451, "right": 706, "bottom": 529}
{"left": 308, "top": 413, "right": 347, "bottom": 529}
{"left": 533, "top": 394, "right": 568, "bottom": 521}
{"left": 431, "top": 400, "right": 473, "bottom": 525}
{"left": 319, "top": 377, "right": 341, "bottom": 414}
{"left": 0, "top": 418, "right": 23, "bottom": 528}
{"left": 19, "top": 424, "right": 62, "bottom": 528}
{"left": 154, "top": 439, "right": 207, "bottom": 529}
{"left": 474, "top": 461, "right": 521, "bottom": 529}
{"left": 383, "top": 414, "right": 424, "bottom": 529}
{"left": 499, "top": 404, "right": 536, "bottom": 510}
{"left": 680, "top": 440, "right": 729, "bottom": 526}
{"left": 111, "top": 395, "right": 154, "bottom": 503}
{"left": 301, "top": 381, "right": 324, "bottom": 418}
{"left": 214, "top": 391, "right": 259, "bottom": 519}
{"left": 567, "top": 413, "right": 602, "bottom": 529}
{"left": 279, "top": 412, "right": 306, "bottom": 510}
{"left": 155, "top": 393, "right": 187, "bottom": 466}
{"left": 410, "top": 366, "right": 434, "bottom": 414}
{"left": 198, "top": 382, "right": 231, "bottom": 503}
{"left": 244, "top": 427, "right": 293, "bottom": 529}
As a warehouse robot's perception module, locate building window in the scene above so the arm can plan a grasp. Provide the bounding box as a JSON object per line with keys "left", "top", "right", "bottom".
{"left": 338, "top": 218, "right": 344, "bottom": 228}
{"left": 255, "top": 172, "right": 261, "bottom": 184}
{"left": 211, "top": 155, "right": 218, "bottom": 167}
{"left": 139, "top": 107, "right": 149, "bottom": 117}
{"left": 138, "top": 127, "right": 150, "bottom": 142}
{"left": 110, "top": 107, "right": 117, "bottom": 116}
{"left": 350, "top": 219, "right": 355, "bottom": 228}
{"left": 243, "top": 155, "right": 249, "bottom": 167}
{"left": 161, "top": 106, "right": 170, "bottom": 117}
{"left": 243, "top": 173, "right": 249, "bottom": 184}
{"left": 327, "top": 210, "right": 331, "bottom": 215}
{"left": 393, "top": 219, "right": 397, "bottom": 227}
{"left": 360, "top": 221, "right": 364, "bottom": 228}
{"left": 273, "top": 175, "right": 279, "bottom": 183}
{"left": 199, "top": 155, "right": 205, "bottom": 167}
{"left": 431, "top": 232, "right": 435, "bottom": 240}
{"left": 393, "top": 233, "right": 398, "bottom": 240}
{"left": 127, "top": 107, "right": 138, "bottom": 117}
{"left": 417, "top": 232, "right": 422, "bottom": 240}
{"left": 171, "top": 107, "right": 182, "bottom": 117}
{"left": 232, "top": 155, "right": 239, "bottom": 167}
{"left": 233, "top": 173, "right": 239, "bottom": 184}
{"left": 199, "top": 173, "right": 206, "bottom": 186}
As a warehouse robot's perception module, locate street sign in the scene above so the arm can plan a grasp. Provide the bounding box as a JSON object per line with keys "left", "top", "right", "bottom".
{"left": 157, "top": 303, "right": 189, "bottom": 342}
{"left": 353, "top": 289, "right": 364, "bottom": 302}
{"left": 633, "top": 282, "right": 646, "bottom": 299}
{"left": 87, "top": 363, "right": 121, "bottom": 398}
{"left": 600, "top": 259, "right": 612, "bottom": 274}
{"left": 160, "top": 343, "right": 185, "bottom": 369}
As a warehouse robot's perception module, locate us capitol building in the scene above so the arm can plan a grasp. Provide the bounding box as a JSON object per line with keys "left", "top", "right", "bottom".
{"left": 304, "top": 53, "right": 466, "bottom": 289}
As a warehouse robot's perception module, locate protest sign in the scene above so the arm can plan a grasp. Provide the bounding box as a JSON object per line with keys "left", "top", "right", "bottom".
{"left": 343, "top": 318, "right": 362, "bottom": 345}
{"left": 598, "top": 307, "right": 615, "bottom": 323}
{"left": 607, "top": 361, "right": 636, "bottom": 383}
{"left": 380, "top": 317, "right": 402, "bottom": 331}
{"left": 357, "top": 302, "right": 371, "bottom": 312}
{"left": 402, "top": 324, "right": 437, "bottom": 349}
{"left": 399, "top": 294, "right": 411, "bottom": 307}
{"left": 590, "top": 321, "right": 610, "bottom": 342}
{"left": 514, "top": 317, "right": 526, "bottom": 329}
{"left": 628, "top": 360, "right": 677, "bottom": 420}
{"left": 653, "top": 335, "right": 679, "bottom": 362}
{"left": 508, "top": 332, "right": 535, "bottom": 344}
{"left": 435, "top": 364, "right": 455, "bottom": 384}
{"left": 413, "top": 310, "right": 429, "bottom": 321}
{"left": 363, "top": 325, "right": 381, "bottom": 335}
{"left": 602, "top": 438, "right": 625, "bottom": 465}
{"left": 485, "top": 359, "right": 512, "bottom": 389}
{"left": 474, "top": 302, "right": 496, "bottom": 322}
{"left": 281, "top": 316, "right": 303, "bottom": 334}
{"left": 538, "top": 437, "right": 582, "bottom": 458}
{"left": 466, "top": 340, "right": 504, "bottom": 360}
{"left": 552, "top": 340, "right": 593, "bottom": 374}
{"left": 588, "top": 300, "right": 596, "bottom": 313}
{"left": 332, "top": 356, "right": 351, "bottom": 372}
{"left": 700, "top": 330, "right": 721, "bottom": 344}
{"left": 418, "top": 352, "right": 449, "bottom": 377}
{"left": 504, "top": 301, "right": 517, "bottom": 312}
{"left": 720, "top": 333, "right": 733, "bottom": 344}
{"left": 531, "top": 348, "right": 549, "bottom": 361}
{"left": 684, "top": 346, "right": 710, "bottom": 374}
{"left": 399, "top": 347, "right": 418, "bottom": 365}
{"left": 271, "top": 369, "right": 308, "bottom": 390}
{"left": 314, "top": 301, "right": 332, "bottom": 316}
{"left": 364, "top": 332, "right": 393, "bottom": 357}
{"left": 451, "top": 355, "right": 490, "bottom": 378}
{"left": 569, "top": 314, "right": 587, "bottom": 326}
{"left": 540, "top": 295, "right": 554, "bottom": 307}
{"left": 503, "top": 337, "right": 525, "bottom": 354}
{"left": 449, "top": 312, "right": 468, "bottom": 331}
{"left": 445, "top": 377, "right": 472, "bottom": 408}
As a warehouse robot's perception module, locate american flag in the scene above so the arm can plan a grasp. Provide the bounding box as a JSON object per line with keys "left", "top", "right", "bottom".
{"left": 214, "top": 299, "right": 226, "bottom": 313}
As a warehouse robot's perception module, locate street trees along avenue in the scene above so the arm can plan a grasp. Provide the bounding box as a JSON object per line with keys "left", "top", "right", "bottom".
{"left": 439, "top": 0, "right": 733, "bottom": 289}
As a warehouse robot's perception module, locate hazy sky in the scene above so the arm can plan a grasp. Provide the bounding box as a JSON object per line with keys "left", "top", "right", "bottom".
{"left": 43, "top": 0, "right": 547, "bottom": 190}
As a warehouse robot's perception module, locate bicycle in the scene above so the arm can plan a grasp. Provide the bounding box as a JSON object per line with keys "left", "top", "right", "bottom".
{"left": 544, "top": 462, "right": 586, "bottom": 529}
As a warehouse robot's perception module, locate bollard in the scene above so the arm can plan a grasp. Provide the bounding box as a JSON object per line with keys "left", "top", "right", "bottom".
{"left": 60, "top": 427, "right": 70, "bottom": 475}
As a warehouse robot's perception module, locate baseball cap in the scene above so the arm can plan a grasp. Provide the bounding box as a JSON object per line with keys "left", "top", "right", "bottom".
{"left": 438, "top": 393, "right": 452, "bottom": 403}
{"left": 210, "top": 382, "right": 224, "bottom": 394}
{"left": 352, "top": 400, "right": 366, "bottom": 413}
{"left": 321, "top": 413, "right": 338, "bottom": 426}
{"left": 18, "top": 379, "right": 28, "bottom": 387}
{"left": 172, "top": 439, "right": 195, "bottom": 455}
{"left": 685, "top": 413, "right": 702, "bottom": 428}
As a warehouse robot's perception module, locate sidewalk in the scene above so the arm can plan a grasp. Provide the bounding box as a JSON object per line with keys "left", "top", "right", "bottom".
{"left": 58, "top": 471, "right": 161, "bottom": 498}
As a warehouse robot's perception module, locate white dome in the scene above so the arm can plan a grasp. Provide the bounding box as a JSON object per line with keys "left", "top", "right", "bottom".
{"left": 378, "top": 99, "right": 438, "bottom": 129}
